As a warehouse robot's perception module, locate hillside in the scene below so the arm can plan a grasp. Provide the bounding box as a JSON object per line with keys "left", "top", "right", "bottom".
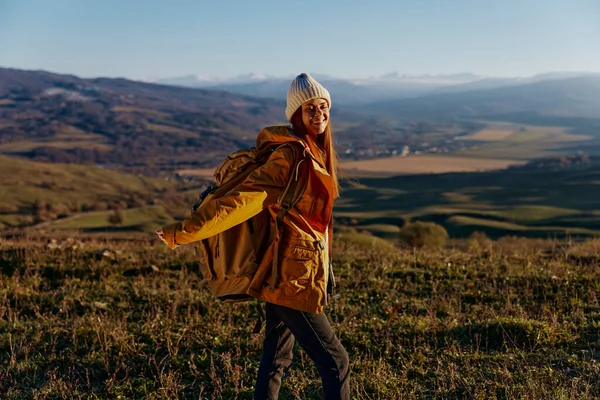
{"left": 363, "top": 76, "right": 600, "bottom": 125}
{"left": 337, "top": 156, "right": 600, "bottom": 239}
{"left": 0, "top": 155, "right": 185, "bottom": 231}
{"left": 0, "top": 67, "right": 292, "bottom": 170}
{"left": 0, "top": 67, "right": 400, "bottom": 171}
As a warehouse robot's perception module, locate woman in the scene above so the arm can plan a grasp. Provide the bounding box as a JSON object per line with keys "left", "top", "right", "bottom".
{"left": 157, "top": 73, "right": 350, "bottom": 399}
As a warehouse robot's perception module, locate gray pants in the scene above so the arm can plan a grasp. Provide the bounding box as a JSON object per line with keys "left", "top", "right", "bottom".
{"left": 254, "top": 302, "right": 350, "bottom": 399}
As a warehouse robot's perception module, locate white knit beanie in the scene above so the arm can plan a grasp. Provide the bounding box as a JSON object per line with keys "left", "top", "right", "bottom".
{"left": 285, "top": 73, "right": 332, "bottom": 122}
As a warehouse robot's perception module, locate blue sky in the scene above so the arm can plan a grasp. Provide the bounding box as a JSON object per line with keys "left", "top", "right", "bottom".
{"left": 1, "top": 0, "right": 599, "bottom": 80}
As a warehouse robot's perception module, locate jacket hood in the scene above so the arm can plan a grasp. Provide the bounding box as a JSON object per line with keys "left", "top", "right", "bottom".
{"left": 256, "top": 125, "right": 304, "bottom": 149}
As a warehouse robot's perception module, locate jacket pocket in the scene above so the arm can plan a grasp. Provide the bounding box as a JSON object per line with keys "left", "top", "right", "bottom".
{"left": 278, "top": 238, "right": 322, "bottom": 289}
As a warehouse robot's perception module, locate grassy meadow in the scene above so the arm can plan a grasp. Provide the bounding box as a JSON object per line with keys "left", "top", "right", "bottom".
{"left": 1, "top": 118, "right": 600, "bottom": 398}
{"left": 335, "top": 120, "right": 600, "bottom": 240}
{"left": 4, "top": 65, "right": 600, "bottom": 399}
{"left": 1, "top": 233, "right": 600, "bottom": 399}
{"left": 453, "top": 122, "right": 593, "bottom": 160}
{"left": 43, "top": 206, "right": 175, "bottom": 232}
{"left": 336, "top": 159, "right": 600, "bottom": 239}
{"left": 0, "top": 156, "right": 170, "bottom": 209}
{"left": 0, "top": 124, "right": 115, "bottom": 153}
{"left": 340, "top": 155, "right": 525, "bottom": 177}
{"left": 339, "top": 122, "right": 594, "bottom": 179}
{"left": 0, "top": 155, "right": 196, "bottom": 234}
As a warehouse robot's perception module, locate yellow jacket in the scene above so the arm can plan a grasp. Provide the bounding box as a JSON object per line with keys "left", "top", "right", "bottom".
{"left": 161, "top": 126, "right": 335, "bottom": 313}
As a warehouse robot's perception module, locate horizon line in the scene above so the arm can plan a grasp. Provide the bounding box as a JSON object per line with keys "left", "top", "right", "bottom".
{"left": 2, "top": 64, "right": 600, "bottom": 83}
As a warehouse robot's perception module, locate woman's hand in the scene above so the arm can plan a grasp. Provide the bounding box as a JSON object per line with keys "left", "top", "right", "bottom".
{"left": 156, "top": 229, "right": 169, "bottom": 246}
{"left": 156, "top": 228, "right": 179, "bottom": 249}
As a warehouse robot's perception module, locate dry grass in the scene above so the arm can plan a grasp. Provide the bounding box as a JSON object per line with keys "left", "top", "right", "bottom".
{"left": 0, "top": 156, "right": 171, "bottom": 222}
{"left": 0, "top": 140, "right": 113, "bottom": 152}
{"left": 453, "top": 123, "right": 593, "bottom": 161}
{"left": 544, "top": 132, "right": 592, "bottom": 143}
{"left": 508, "top": 127, "right": 591, "bottom": 144}
{"left": 52, "top": 125, "right": 106, "bottom": 141}
{"left": 145, "top": 123, "right": 198, "bottom": 138}
{"left": 112, "top": 106, "right": 170, "bottom": 118}
{"left": 462, "top": 129, "right": 515, "bottom": 141}
{"left": 177, "top": 155, "right": 525, "bottom": 179}
{"left": 340, "top": 155, "right": 525, "bottom": 177}
{"left": 460, "top": 124, "right": 592, "bottom": 144}
{"left": 176, "top": 168, "right": 216, "bottom": 178}
{"left": 1, "top": 234, "right": 599, "bottom": 398}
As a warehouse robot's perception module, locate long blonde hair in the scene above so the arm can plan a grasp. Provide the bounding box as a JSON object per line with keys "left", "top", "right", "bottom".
{"left": 290, "top": 109, "right": 340, "bottom": 199}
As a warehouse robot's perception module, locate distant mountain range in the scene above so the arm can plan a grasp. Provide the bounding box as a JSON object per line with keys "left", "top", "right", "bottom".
{"left": 1, "top": 66, "right": 599, "bottom": 173}
{"left": 149, "top": 72, "right": 484, "bottom": 88}
{"left": 432, "top": 71, "right": 600, "bottom": 94}
{"left": 362, "top": 75, "right": 600, "bottom": 124}
{"left": 0, "top": 67, "right": 287, "bottom": 168}
{"left": 151, "top": 71, "right": 600, "bottom": 106}
{"left": 0, "top": 67, "right": 377, "bottom": 169}
{"left": 150, "top": 72, "right": 486, "bottom": 105}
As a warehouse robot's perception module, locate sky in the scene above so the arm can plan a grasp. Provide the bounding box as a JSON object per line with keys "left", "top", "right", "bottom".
{"left": 1, "top": 0, "right": 599, "bottom": 80}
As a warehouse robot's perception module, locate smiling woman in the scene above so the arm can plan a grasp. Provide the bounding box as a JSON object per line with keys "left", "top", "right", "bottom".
{"left": 288, "top": 74, "right": 340, "bottom": 199}
{"left": 156, "top": 73, "right": 350, "bottom": 399}
{"left": 301, "top": 98, "right": 330, "bottom": 135}
{"left": 290, "top": 98, "right": 332, "bottom": 175}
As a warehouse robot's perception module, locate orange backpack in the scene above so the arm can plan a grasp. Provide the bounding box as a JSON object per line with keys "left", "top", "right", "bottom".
{"left": 191, "top": 142, "right": 309, "bottom": 303}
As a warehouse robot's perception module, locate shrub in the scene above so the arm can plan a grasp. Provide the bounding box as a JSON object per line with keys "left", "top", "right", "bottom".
{"left": 108, "top": 208, "right": 125, "bottom": 226}
{"left": 468, "top": 231, "right": 492, "bottom": 251}
{"left": 398, "top": 221, "right": 448, "bottom": 248}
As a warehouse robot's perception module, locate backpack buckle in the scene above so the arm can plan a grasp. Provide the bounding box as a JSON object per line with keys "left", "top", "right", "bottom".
{"left": 192, "top": 184, "right": 215, "bottom": 211}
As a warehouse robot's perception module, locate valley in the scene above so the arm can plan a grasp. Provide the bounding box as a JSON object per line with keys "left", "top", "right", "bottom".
{"left": 4, "top": 4, "right": 600, "bottom": 398}
{"left": 2, "top": 67, "right": 600, "bottom": 242}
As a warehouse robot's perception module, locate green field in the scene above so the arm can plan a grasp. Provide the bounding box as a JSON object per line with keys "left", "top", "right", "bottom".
{"left": 0, "top": 123, "right": 114, "bottom": 153}
{"left": 452, "top": 121, "right": 596, "bottom": 160}
{"left": 337, "top": 160, "right": 600, "bottom": 239}
{"left": 44, "top": 206, "right": 175, "bottom": 233}
{"left": 0, "top": 157, "right": 189, "bottom": 233}
{"left": 1, "top": 234, "right": 600, "bottom": 398}
{"left": 2, "top": 118, "right": 600, "bottom": 240}
{"left": 0, "top": 156, "right": 169, "bottom": 204}
{"left": 334, "top": 119, "right": 600, "bottom": 239}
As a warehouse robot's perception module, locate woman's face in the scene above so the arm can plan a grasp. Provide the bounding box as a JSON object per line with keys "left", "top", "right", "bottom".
{"left": 301, "top": 98, "right": 329, "bottom": 137}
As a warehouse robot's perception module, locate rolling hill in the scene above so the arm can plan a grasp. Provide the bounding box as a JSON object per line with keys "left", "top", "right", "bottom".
{"left": 0, "top": 67, "right": 377, "bottom": 171}
{"left": 0, "top": 67, "right": 290, "bottom": 169}
{"left": 336, "top": 156, "right": 600, "bottom": 239}
{"left": 0, "top": 155, "right": 182, "bottom": 231}
{"left": 0, "top": 68, "right": 404, "bottom": 174}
